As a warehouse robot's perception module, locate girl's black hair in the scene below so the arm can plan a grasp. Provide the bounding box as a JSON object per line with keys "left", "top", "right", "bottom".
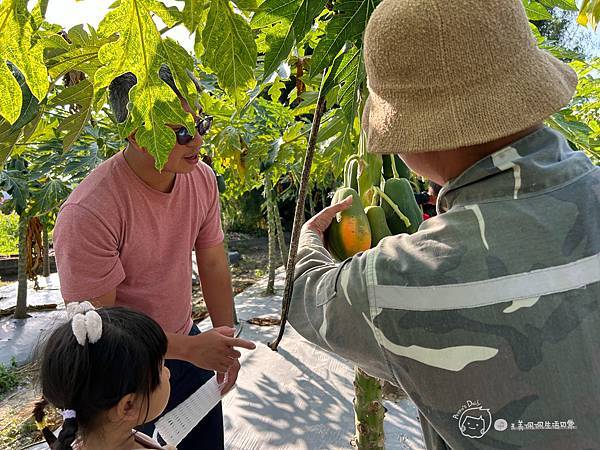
{"left": 34, "top": 307, "right": 168, "bottom": 450}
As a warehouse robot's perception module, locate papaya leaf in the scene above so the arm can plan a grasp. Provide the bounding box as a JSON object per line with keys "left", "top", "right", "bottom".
{"left": 0, "top": 0, "right": 49, "bottom": 123}
{"left": 94, "top": 0, "right": 197, "bottom": 170}
{"left": 0, "top": 64, "right": 40, "bottom": 163}
{"left": 251, "top": 0, "right": 327, "bottom": 80}
{"left": 538, "top": 0, "right": 577, "bottom": 10}
{"left": 182, "top": 0, "right": 206, "bottom": 32}
{"left": 0, "top": 121, "right": 21, "bottom": 166}
{"left": 48, "top": 79, "right": 94, "bottom": 151}
{"left": 45, "top": 26, "right": 113, "bottom": 80}
{"left": 310, "top": 0, "right": 380, "bottom": 77}
{"left": 260, "top": 136, "right": 283, "bottom": 172}
{"left": 0, "top": 62, "right": 22, "bottom": 124}
{"left": 577, "top": 0, "right": 600, "bottom": 29}
{"left": 30, "top": 178, "right": 70, "bottom": 216}
{"left": 234, "top": 0, "right": 259, "bottom": 11}
{"left": 0, "top": 169, "right": 29, "bottom": 215}
{"left": 202, "top": 0, "right": 257, "bottom": 105}
{"left": 334, "top": 46, "right": 365, "bottom": 124}
{"left": 522, "top": 0, "right": 552, "bottom": 20}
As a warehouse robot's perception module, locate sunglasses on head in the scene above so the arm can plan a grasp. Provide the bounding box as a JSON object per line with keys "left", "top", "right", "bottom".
{"left": 175, "top": 115, "right": 213, "bottom": 145}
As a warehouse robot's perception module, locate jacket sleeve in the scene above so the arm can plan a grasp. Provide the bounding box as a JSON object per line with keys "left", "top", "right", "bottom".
{"left": 288, "top": 228, "right": 394, "bottom": 382}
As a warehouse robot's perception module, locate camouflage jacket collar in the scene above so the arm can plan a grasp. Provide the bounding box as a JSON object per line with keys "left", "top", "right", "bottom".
{"left": 437, "top": 126, "right": 596, "bottom": 213}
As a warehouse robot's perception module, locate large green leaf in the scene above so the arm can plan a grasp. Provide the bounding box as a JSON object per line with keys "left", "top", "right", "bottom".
{"left": 0, "top": 0, "right": 48, "bottom": 123}
{"left": 251, "top": 0, "right": 327, "bottom": 80}
{"left": 202, "top": 0, "right": 257, "bottom": 104}
{"left": 538, "top": 0, "right": 577, "bottom": 10}
{"left": 310, "top": 0, "right": 379, "bottom": 77}
{"left": 182, "top": 0, "right": 206, "bottom": 31}
{"left": 94, "top": 0, "right": 197, "bottom": 170}
{"left": 48, "top": 79, "right": 94, "bottom": 151}
{"left": 0, "top": 169, "right": 29, "bottom": 215}
{"left": 334, "top": 46, "right": 365, "bottom": 124}
{"left": 546, "top": 110, "right": 593, "bottom": 150}
{"left": 577, "top": 0, "right": 600, "bottom": 29}
{"left": 522, "top": 0, "right": 553, "bottom": 20}
{"left": 30, "top": 178, "right": 70, "bottom": 216}
{"left": 43, "top": 27, "right": 110, "bottom": 80}
{"left": 0, "top": 64, "right": 40, "bottom": 164}
{"left": 0, "top": 121, "right": 21, "bottom": 165}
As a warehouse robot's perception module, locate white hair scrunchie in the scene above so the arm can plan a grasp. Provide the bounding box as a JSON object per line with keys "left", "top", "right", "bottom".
{"left": 66, "top": 301, "right": 103, "bottom": 346}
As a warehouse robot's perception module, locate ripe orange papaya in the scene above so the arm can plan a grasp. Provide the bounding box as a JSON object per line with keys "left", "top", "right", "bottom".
{"left": 325, "top": 188, "right": 372, "bottom": 260}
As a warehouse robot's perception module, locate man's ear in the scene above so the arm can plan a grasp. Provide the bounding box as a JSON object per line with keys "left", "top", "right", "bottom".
{"left": 127, "top": 130, "right": 138, "bottom": 146}
{"left": 127, "top": 131, "right": 148, "bottom": 155}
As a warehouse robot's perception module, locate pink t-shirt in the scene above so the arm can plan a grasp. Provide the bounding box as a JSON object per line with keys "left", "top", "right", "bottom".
{"left": 54, "top": 152, "right": 224, "bottom": 334}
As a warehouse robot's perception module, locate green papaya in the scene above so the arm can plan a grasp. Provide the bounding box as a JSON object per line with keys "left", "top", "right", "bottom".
{"left": 381, "top": 178, "right": 423, "bottom": 234}
{"left": 365, "top": 205, "right": 392, "bottom": 246}
{"left": 382, "top": 155, "right": 411, "bottom": 180}
{"left": 325, "top": 188, "right": 371, "bottom": 260}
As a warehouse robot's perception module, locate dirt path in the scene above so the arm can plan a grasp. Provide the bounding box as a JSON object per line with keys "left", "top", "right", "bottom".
{"left": 0, "top": 233, "right": 273, "bottom": 449}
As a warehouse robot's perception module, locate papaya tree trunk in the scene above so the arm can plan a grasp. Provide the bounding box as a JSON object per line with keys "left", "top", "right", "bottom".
{"left": 42, "top": 222, "right": 50, "bottom": 277}
{"left": 273, "top": 198, "right": 288, "bottom": 267}
{"left": 14, "top": 214, "right": 29, "bottom": 319}
{"left": 354, "top": 367, "right": 385, "bottom": 450}
{"left": 269, "top": 89, "right": 327, "bottom": 351}
{"left": 265, "top": 178, "right": 276, "bottom": 295}
{"left": 308, "top": 188, "right": 315, "bottom": 217}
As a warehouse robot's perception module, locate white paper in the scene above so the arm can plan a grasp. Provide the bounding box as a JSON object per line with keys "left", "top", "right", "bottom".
{"left": 155, "top": 376, "right": 222, "bottom": 446}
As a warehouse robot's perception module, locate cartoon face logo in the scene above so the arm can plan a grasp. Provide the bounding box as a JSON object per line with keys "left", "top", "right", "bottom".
{"left": 459, "top": 406, "right": 492, "bottom": 439}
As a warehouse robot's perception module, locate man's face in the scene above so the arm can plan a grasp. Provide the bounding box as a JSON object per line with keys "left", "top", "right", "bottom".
{"left": 161, "top": 98, "right": 203, "bottom": 174}
{"left": 129, "top": 98, "right": 204, "bottom": 174}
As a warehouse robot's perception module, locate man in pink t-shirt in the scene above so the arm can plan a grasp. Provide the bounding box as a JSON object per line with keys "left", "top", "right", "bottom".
{"left": 53, "top": 66, "right": 255, "bottom": 450}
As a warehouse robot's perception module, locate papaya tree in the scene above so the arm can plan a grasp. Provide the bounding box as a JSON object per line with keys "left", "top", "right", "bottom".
{"left": 0, "top": 0, "right": 597, "bottom": 447}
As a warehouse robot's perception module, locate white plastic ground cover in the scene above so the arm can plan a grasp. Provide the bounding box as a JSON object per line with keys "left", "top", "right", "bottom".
{"left": 17, "top": 270, "right": 425, "bottom": 450}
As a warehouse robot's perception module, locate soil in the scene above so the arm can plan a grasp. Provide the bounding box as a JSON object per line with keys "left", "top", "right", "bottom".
{"left": 0, "top": 232, "right": 273, "bottom": 449}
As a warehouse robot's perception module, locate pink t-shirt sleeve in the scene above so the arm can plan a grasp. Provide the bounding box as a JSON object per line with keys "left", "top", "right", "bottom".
{"left": 54, "top": 204, "right": 126, "bottom": 301}
{"left": 194, "top": 167, "right": 224, "bottom": 250}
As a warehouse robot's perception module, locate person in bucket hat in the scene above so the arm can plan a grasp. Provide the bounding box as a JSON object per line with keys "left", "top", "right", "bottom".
{"left": 288, "top": 0, "right": 599, "bottom": 448}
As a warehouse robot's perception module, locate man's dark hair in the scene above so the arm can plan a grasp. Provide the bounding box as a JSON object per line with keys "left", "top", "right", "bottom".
{"left": 108, "top": 65, "right": 182, "bottom": 123}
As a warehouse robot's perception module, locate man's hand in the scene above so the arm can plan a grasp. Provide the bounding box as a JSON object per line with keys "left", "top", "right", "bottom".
{"left": 303, "top": 195, "right": 353, "bottom": 241}
{"left": 217, "top": 359, "right": 240, "bottom": 395}
{"left": 185, "top": 326, "right": 255, "bottom": 373}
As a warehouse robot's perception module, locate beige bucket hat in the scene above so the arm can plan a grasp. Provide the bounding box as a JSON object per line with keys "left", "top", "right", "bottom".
{"left": 362, "top": 0, "right": 578, "bottom": 154}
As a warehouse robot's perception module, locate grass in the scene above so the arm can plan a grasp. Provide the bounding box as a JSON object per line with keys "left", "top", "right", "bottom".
{"left": 0, "top": 213, "right": 19, "bottom": 256}
{"left": 0, "top": 358, "right": 21, "bottom": 399}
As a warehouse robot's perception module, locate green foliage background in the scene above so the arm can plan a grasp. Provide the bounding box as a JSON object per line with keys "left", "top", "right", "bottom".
{"left": 0, "top": 0, "right": 598, "bottom": 230}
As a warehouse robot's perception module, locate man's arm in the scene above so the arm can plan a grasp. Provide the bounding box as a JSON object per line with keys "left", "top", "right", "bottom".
{"left": 288, "top": 197, "right": 393, "bottom": 382}
{"left": 89, "top": 287, "right": 254, "bottom": 373}
{"left": 196, "top": 242, "right": 245, "bottom": 393}
{"left": 195, "top": 242, "right": 233, "bottom": 328}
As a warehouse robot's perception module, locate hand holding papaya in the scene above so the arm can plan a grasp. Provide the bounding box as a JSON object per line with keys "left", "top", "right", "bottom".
{"left": 303, "top": 195, "right": 353, "bottom": 242}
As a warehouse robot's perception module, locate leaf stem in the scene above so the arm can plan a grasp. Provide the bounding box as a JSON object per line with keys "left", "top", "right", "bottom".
{"left": 373, "top": 186, "right": 411, "bottom": 228}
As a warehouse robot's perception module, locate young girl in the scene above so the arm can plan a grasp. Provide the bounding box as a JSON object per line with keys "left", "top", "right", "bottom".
{"left": 33, "top": 302, "right": 177, "bottom": 450}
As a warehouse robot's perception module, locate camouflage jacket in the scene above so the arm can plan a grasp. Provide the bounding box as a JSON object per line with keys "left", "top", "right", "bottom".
{"left": 289, "top": 127, "right": 600, "bottom": 449}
